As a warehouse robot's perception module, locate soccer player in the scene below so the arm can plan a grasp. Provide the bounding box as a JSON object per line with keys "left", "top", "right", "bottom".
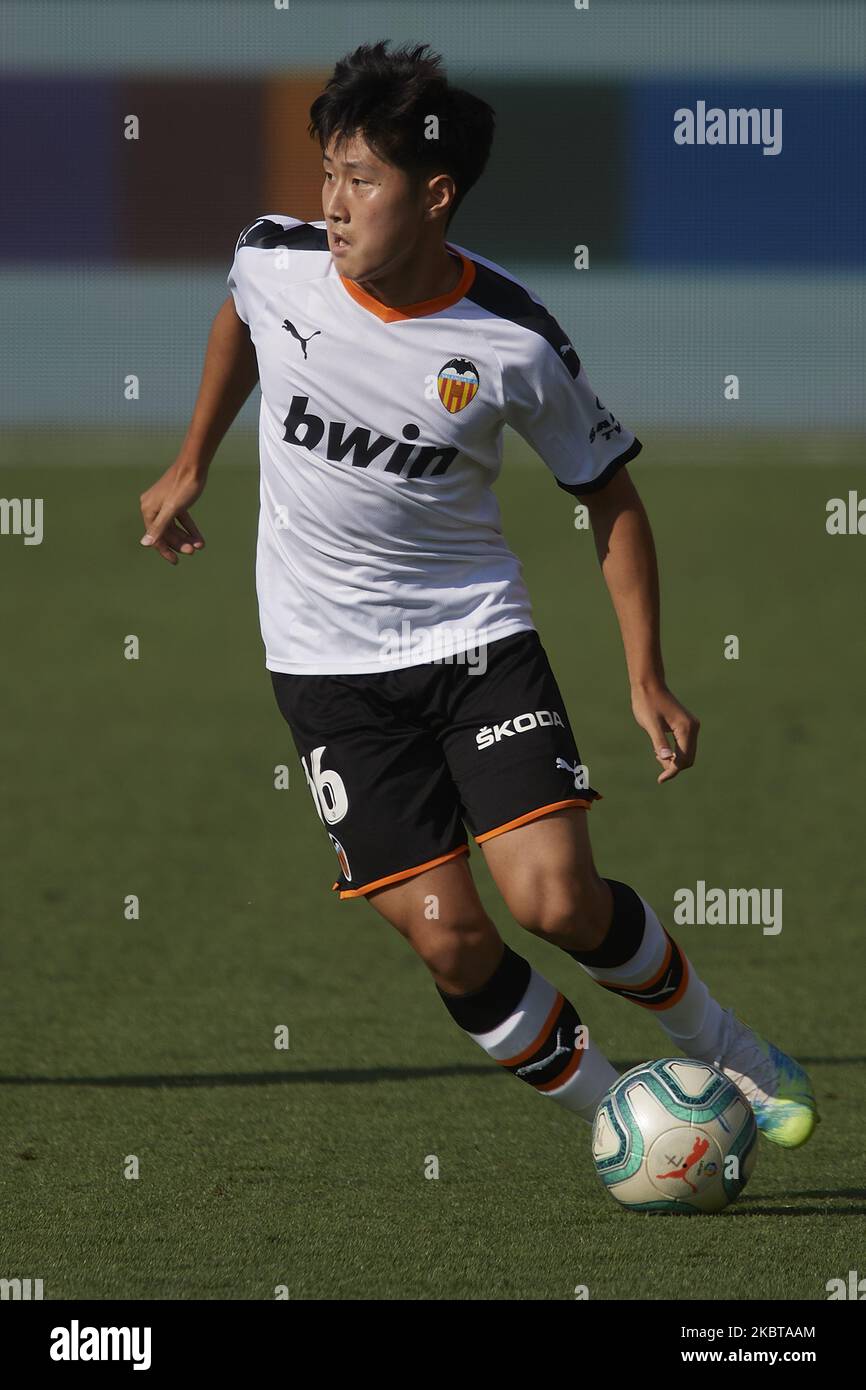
{"left": 139, "top": 41, "right": 817, "bottom": 1147}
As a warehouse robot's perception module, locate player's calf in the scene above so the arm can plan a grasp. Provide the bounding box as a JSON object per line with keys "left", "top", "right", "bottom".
{"left": 366, "top": 859, "right": 504, "bottom": 993}
{"left": 367, "top": 858, "right": 618, "bottom": 1122}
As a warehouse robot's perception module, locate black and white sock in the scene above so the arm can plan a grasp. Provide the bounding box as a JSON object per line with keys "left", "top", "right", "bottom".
{"left": 567, "top": 879, "right": 726, "bottom": 1057}
{"left": 437, "top": 943, "right": 617, "bottom": 1123}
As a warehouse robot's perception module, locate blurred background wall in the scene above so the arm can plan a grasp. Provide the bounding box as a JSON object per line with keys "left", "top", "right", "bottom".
{"left": 1, "top": 0, "right": 863, "bottom": 432}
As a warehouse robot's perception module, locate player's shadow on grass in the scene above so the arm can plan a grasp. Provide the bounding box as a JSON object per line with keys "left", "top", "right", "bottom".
{"left": 727, "top": 1191, "right": 866, "bottom": 1217}
{"left": 0, "top": 1064, "right": 498, "bottom": 1087}
{"left": 0, "top": 1055, "right": 860, "bottom": 1088}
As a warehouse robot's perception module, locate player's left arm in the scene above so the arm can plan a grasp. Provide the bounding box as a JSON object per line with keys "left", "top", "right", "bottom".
{"left": 582, "top": 465, "right": 700, "bottom": 784}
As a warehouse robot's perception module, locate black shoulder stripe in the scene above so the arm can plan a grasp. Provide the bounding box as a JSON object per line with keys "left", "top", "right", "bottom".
{"left": 556, "top": 437, "right": 643, "bottom": 497}
{"left": 237, "top": 219, "right": 329, "bottom": 253}
{"left": 464, "top": 260, "right": 581, "bottom": 379}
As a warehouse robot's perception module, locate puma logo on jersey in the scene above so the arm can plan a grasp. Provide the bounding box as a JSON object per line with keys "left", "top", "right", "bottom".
{"left": 559, "top": 341, "right": 580, "bottom": 374}
{"left": 476, "top": 709, "right": 564, "bottom": 750}
{"left": 282, "top": 319, "right": 321, "bottom": 358}
{"left": 282, "top": 395, "right": 459, "bottom": 478}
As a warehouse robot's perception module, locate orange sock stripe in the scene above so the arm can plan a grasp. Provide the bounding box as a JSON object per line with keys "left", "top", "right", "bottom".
{"left": 592, "top": 932, "right": 691, "bottom": 1011}
{"left": 499, "top": 991, "right": 564, "bottom": 1067}
{"left": 534, "top": 1043, "right": 584, "bottom": 1093}
{"left": 594, "top": 936, "right": 674, "bottom": 994}
{"left": 653, "top": 951, "right": 691, "bottom": 1010}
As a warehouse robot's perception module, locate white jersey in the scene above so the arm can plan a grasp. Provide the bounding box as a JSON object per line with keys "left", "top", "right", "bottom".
{"left": 227, "top": 215, "right": 641, "bottom": 674}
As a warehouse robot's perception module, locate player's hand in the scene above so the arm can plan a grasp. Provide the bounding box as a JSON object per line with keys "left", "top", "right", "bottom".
{"left": 139, "top": 459, "right": 206, "bottom": 565}
{"left": 630, "top": 682, "right": 700, "bottom": 784}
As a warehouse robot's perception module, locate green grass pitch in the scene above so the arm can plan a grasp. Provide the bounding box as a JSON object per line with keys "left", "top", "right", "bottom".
{"left": 0, "top": 429, "right": 863, "bottom": 1299}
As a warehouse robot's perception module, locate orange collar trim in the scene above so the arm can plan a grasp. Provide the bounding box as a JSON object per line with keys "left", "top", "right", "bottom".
{"left": 337, "top": 249, "right": 476, "bottom": 323}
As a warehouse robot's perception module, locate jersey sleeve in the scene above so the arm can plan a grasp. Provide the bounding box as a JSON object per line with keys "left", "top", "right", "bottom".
{"left": 503, "top": 327, "right": 642, "bottom": 495}
{"left": 226, "top": 220, "right": 259, "bottom": 325}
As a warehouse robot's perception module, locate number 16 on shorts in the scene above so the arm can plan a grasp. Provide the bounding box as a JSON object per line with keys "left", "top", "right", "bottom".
{"left": 301, "top": 746, "right": 353, "bottom": 880}
{"left": 301, "top": 745, "right": 349, "bottom": 825}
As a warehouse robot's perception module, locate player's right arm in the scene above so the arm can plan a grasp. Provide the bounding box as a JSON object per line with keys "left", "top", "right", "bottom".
{"left": 139, "top": 295, "right": 258, "bottom": 565}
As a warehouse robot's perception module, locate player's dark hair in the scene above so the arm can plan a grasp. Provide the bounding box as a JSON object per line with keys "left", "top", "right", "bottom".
{"left": 308, "top": 40, "right": 495, "bottom": 227}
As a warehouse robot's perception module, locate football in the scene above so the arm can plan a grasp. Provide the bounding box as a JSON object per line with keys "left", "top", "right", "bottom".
{"left": 592, "top": 1057, "right": 758, "bottom": 1214}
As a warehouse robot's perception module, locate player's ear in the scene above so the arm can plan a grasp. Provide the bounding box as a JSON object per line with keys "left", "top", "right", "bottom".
{"left": 424, "top": 172, "right": 456, "bottom": 223}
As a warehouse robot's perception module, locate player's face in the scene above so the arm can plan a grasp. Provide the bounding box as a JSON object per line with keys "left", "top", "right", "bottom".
{"left": 322, "top": 131, "right": 430, "bottom": 282}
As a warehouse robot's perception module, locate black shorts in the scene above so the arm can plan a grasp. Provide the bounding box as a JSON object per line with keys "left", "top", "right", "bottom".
{"left": 270, "top": 630, "right": 601, "bottom": 899}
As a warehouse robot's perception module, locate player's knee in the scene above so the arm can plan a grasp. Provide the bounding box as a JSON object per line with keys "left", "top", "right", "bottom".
{"left": 408, "top": 913, "right": 501, "bottom": 992}
{"left": 516, "top": 876, "right": 612, "bottom": 950}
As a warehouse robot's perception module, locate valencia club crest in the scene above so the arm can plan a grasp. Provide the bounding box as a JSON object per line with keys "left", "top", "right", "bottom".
{"left": 437, "top": 358, "right": 480, "bottom": 414}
